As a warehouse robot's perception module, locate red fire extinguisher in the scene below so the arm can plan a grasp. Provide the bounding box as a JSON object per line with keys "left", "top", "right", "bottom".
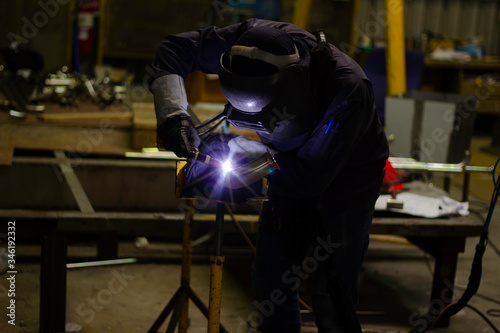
{"left": 78, "top": 0, "right": 100, "bottom": 54}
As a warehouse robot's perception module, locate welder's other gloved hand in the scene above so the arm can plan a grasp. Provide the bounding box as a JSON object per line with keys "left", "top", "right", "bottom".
{"left": 223, "top": 136, "right": 280, "bottom": 189}
{"left": 150, "top": 74, "right": 199, "bottom": 158}
{"left": 228, "top": 136, "right": 278, "bottom": 161}
{"left": 158, "top": 115, "right": 200, "bottom": 158}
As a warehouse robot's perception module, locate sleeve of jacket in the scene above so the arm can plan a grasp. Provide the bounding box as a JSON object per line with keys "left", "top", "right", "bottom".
{"left": 148, "top": 18, "right": 316, "bottom": 83}
{"left": 148, "top": 21, "right": 244, "bottom": 128}
{"left": 270, "top": 76, "right": 375, "bottom": 197}
{"left": 149, "top": 26, "right": 236, "bottom": 83}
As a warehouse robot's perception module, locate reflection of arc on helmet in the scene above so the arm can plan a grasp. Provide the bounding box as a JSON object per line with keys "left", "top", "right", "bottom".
{"left": 217, "top": 25, "right": 320, "bottom": 151}
{"left": 219, "top": 52, "right": 319, "bottom": 151}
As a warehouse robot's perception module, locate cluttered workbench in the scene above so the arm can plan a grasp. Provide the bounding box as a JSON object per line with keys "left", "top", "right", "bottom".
{"left": 0, "top": 151, "right": 485, "bottom": 332}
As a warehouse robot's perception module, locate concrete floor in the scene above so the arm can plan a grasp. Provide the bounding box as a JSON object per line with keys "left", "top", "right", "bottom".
{"left": 1, "top": 137, "right": 499, "bottom": 333}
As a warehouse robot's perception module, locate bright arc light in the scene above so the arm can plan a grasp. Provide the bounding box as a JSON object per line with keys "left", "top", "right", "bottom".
{"left": 222, "top": 159, "right": 233, "bottom": 173}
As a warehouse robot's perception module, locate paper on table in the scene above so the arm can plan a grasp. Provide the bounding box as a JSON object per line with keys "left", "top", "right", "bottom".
{"left": 375, "top": 192, "right": 469, "bottom": 218}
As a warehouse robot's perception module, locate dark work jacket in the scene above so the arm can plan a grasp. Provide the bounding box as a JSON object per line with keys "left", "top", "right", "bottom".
{"left": 150, "top": 18, "right": 389, "bottom": 212}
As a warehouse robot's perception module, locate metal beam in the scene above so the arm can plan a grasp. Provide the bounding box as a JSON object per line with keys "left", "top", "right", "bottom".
{"left": 54, "top": 150, "right": 95, "bottom": 213}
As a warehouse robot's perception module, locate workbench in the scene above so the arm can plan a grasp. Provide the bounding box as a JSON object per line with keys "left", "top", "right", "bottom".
{"left": 0, "top": 153, "right": 485, "bottom": 332}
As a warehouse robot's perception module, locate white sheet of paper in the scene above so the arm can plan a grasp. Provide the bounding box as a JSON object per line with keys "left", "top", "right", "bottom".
{"left": 375, "top": 193, "right": 469, "bottom": 218}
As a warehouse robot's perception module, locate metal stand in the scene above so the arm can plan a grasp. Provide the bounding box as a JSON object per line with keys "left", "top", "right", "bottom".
{"left": 208, "top": 201, "right": 226, "bottom": 333}
{"left": 148, "top": 199, "right": 228, "bottom": 333}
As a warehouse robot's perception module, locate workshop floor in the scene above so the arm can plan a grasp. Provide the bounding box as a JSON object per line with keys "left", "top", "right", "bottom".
{"left": 1, "top": 136, "right": 499, "bottom": 333}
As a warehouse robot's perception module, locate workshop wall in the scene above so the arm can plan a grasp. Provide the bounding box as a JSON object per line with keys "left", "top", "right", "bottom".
{"left": 3, "top": 0, "right": 498, "bottom": 78}
{"left": 0, "top": 1, "right": 17, "bottom": 50}
{"left": 354, "top": 0, "right": 500, "bottom": 56}
{"left": 0, "top": 0, "right": 73, "bottom": 74}
{"left": 99, "top": 0, "right": 213, "bottom": 61}
{"left": 280, "top": 0, "right": 355, "bottom": 49}
{"left": 0, "top": 0, "right": 236, "bottom": 77}
{"left": 0, "top": 0, "right": 356, "bottom": 79}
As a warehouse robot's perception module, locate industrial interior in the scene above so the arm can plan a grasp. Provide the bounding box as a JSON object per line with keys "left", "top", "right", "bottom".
{"left": 1, "top": 0, "right": 500, "bottom": 332}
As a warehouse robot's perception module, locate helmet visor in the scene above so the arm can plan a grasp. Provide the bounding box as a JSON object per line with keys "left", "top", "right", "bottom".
{"left": 218, "top": 52, "right": 281, "bottom": 113}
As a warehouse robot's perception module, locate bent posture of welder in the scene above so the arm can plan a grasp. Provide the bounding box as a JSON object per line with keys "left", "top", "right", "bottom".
{"left": 149, "top": 19, "right": 389, "bottom": 333}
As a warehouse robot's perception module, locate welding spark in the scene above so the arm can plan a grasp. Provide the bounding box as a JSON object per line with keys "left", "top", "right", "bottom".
{"left": 222, "top": 159, "right": 233, "bottom": 173}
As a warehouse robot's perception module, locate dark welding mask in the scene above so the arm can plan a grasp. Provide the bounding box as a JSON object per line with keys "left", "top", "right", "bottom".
{"left": 218, "top": 27, "right": 318, "bottom": 151}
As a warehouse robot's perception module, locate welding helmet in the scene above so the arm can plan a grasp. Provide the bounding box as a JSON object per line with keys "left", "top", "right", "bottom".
{"left": 219, "top": 26, "right": 318, "bottom": 151}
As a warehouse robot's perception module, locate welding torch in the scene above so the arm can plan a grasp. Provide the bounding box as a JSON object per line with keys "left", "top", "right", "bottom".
{"left": 191, "top": 149, "right": 223, "bottom": 168}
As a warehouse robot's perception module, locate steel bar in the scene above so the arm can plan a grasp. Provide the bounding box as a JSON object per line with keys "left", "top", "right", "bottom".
{"left": 54, "top": 150, "right": 95, "bottom": 213}
{"left": 389, "top": 157, "right": 493, "bottom": 173}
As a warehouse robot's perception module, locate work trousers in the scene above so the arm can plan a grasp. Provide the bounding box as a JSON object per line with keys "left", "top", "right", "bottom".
{"left": 251, "top": 196, "right": 375, "bottom": 333}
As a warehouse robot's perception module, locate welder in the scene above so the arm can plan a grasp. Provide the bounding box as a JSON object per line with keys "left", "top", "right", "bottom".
{"left": 149, "top": 18, "right": 389, "bottom": 333}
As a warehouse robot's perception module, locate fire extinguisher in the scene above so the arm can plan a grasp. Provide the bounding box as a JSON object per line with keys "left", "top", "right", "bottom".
{"left": 78, "top": 0, "right": 100, "bottom": 54}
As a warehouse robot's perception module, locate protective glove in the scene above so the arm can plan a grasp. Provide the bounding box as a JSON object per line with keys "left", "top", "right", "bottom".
{"left": 223, "top": 136, "right": 280, "bottom": 189}
{"left": 227, "top": 136, "right": 278, "bottom": 160}
{"left": 158, "top": 114, "right": 200, "bottom": 158}
{"left": 151, "top": 74, "right": 200, "bottom": 157}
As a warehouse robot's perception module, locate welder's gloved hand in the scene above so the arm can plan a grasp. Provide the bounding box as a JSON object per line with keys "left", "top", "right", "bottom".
{"left": 151, "top": 74, "right": 200, "bottom": 158}
{"left": 224, "top": 136, "right": 280, "bottom": 189}
{"left": 228, "top": 136, "right": 278, "bottom": 161}
{"left": 158, "top": 115, "right": 200, "bottom": 158}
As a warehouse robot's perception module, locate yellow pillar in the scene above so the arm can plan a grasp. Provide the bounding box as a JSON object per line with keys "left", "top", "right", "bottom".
{"left": 385, "top": 0, "right": 406, "bottom": 96}
{"left": 97, "top": 0, "right": 109, "bottom": 66}
{"left": 292, "top": 0, "right": 313, "bottom": 30}
{"left": 349, "top": 0, "right": 362, "bottom": 59}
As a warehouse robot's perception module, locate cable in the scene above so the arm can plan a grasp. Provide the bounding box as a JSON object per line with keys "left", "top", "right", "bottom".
{"left": 482, "top": 161, "right": 500, "bottom": 237}
{"left": 465, "top": 304, "right": 500, "bottom": 333}
{"left": 454, "top": 285, "right": 500, "bottom": 307}
{"left": 198, "top": 118, "right": 225, "bottom": 138}
{"left": 493, "top": 157, "right": 500, "bottom": 194}
{"left": 424, "top": 254, "right": 500, "bottom": 312}
{"left": 488, "top": 309, "right": 500, "bottom": 317}
{"left": 425, "top": 253, "right": 500, "bottom": 326}
{"left": 195, "top": 110, "right": 225, "bottom": 130}
{"left": 413, "top": 159, "right": 500, "bottom": 333}
{"left": 489, "top": 240, "right": 500, "bottom": 257}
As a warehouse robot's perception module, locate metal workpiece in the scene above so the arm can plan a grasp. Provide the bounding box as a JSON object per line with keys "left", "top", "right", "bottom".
{"left": 388, "top": 156, "right": 493, "bottom": 202}
{"left": 388, "top": 157, "right": 493, "bottom": 173}
{"left": 223, "top": 151, "right": 280, "bottom": 189}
